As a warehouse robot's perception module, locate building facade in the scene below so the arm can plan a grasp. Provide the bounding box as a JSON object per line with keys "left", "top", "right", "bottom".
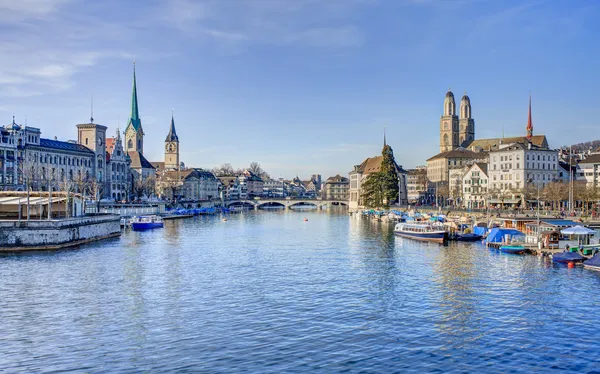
{"left": 406, "top": 166, "right": 433, "bottom": 205}
{"left": 462, "top": 163, "right": 489, "bottom": 209}
{"left": 239, "top": 170, "right": 264, "bottom": 198}
{"left": 105, "top": 128, "right": 130, "bottom": 201}
{"left": 426, "top": 148, "right": 487, "bottom": 183}
{"left": 323, "top": 174, "right": 349, "bottom": 201}
{"left": 488, "top": 142, "right": 558, "bottom": 205}
{"left": 439, "top": 90, "right": 475, "bottom": 153}
{"left": 158, "top": 168, "right": 219, "bottom": 202}
{"left": 164, "top": 114, "right": 180, "bottom": 170}
{"left": 263, "top": 178, "right": 286, "bottom": 198}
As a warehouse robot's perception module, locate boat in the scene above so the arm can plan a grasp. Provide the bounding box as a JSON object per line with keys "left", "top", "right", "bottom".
{"left": 551, "top": 251, "right": 585, "bottom": 264}
{"left": 131, "top": 215, "right": 164, "bottom": 231}
{"left": 584, "top": 253, "right": 600, "bottom": 271}
{"left": 499, "top": 245, "right": 527, "bottom": 254}
{"left": 394, "top": 223, "right": 448, "bottom": 243}
{"left": 455, "top": 233, "right": 483, "bottom": 242}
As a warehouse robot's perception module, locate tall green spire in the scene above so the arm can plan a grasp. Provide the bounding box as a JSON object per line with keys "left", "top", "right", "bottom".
{"left": 128, "top": 62, "right": 142, "bottom": 130}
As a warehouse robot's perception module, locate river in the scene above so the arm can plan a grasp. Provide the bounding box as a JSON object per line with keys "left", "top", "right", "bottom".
{"left": 1, "top": 209, "right": 599, "bottom": 372}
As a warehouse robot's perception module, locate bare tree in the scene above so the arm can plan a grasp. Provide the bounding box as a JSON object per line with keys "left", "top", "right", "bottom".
{"left": 543, "top": 182, "right": 567, "bottom": 211}
{"left": 58, "top": 176, "right": 76, "bottom": 218}
{"left": 87, "top": 177, "right": 103, "bottom": 213}
{"left": 211, "top": 163, "right": 235, "bottom": 177}
{"left": 248, "top": 161, "right": 270, "bottom": 180}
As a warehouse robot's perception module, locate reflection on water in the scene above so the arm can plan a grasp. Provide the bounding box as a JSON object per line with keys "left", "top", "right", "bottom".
{"left": 2, "top": 210, "right": 600, "bottom": 372}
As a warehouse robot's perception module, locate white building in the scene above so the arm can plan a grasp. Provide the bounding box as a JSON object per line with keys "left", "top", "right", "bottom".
{"left": 263, "top": 178, "right": 286, "bottom": 198}
{"left": 462, "top": 163, "right": 489, "bottom": 209}
{"left": 577, "top": 153, "right": 600, "bottom": 188}
{"left": 488, "top": 142, "right": 558, "bottom": 205}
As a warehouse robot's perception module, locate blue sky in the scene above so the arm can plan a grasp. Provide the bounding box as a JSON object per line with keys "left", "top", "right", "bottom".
{"left": 1, "top": 0, "right": 598, "bottom": 179}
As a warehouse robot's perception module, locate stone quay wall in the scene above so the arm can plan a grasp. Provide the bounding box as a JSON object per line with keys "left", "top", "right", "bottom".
{"left": 0, "top": 214, "right": 121, "bottom": 251}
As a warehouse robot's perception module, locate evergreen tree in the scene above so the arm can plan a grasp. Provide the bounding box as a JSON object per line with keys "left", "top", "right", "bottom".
{"left": 360, "top": 144, "right": 400, "bottom": 209}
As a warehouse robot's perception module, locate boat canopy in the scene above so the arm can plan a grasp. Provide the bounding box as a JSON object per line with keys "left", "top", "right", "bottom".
{"left": 473, "top": 226, "right": 488, "bottom": 237}
{"left": 552, "top": 252, "right": 585, "bottom": 262}
{"left": 485, "top": 228, "right": 524, "bottom": 244}
{"left": 585, "top": 253, "right": 600, "bottom": 267}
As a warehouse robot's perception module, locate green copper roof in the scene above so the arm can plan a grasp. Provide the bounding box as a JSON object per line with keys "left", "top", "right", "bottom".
{"left": 128, "top": 63, "right": 142, "bottom": 130}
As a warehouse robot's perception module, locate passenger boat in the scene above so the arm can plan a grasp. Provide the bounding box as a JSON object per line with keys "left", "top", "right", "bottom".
{"left": 131, "top": 215, "right": 164, "bottom": 231}
{"left": 394, "top": 223, "right": 448, "bottom": 243}
{"left": 499, "top": 245, "right": 526, "bottom": 254}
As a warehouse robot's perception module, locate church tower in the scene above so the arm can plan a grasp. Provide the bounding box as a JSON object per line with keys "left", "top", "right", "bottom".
{"left": 526, "top": 94, "right": 533, "bottom": 140}
{"left": 164, "top": 113, "right": 180, "bottom": 170}
{"left": 439, "top": 89, "right": 459, "bottom": 153}
{"left": 125, "top": 62, "right": 144, "bottom": 155}
{"left": 458, "top": 92, "right": 475, "bottom": 147}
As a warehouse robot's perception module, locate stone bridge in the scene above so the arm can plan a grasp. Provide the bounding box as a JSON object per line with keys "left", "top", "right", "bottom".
{"left": 225, "top": 198, "right": 348, "bottom": 210}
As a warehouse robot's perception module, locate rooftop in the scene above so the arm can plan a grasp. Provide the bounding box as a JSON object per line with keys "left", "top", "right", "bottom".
{"left": 427, "top": 147, "right": 485, "bottom": 162}
{"left": 38, "top": 138, "right": 94, "bottom": 154}
{"left": 128, "top": 151, "right": 155, "bottom": 169}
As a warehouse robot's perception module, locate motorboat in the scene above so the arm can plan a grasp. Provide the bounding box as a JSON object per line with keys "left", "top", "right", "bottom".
{"left": 455, "top": 233, "right": 483, "bottom": 242}
{"left": 131, "top": 215, "right": 164, "bottom": 231}
{"left": 551, "top": 251, "right": 585, "bottom": 264}
{"left": 394, "top": 222, "right": 448, "bottom": 244}
{"left": 499, "top": 245, "right": 527, "bottom": 254}
{"left": 584, "top": 253, "right": 600, "bottom": 271}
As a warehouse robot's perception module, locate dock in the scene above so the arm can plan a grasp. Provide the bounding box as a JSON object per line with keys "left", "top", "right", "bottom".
{"left": 163, "top": 214, "right": 194, "bottom": 220}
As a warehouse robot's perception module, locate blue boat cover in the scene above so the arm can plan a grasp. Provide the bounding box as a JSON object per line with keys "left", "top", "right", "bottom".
{"left": 552, "top": 252, "right": 585, "bottom": 262}
{"left": 585, "top": 253, "right": 600, "bottom": 267}
{"left": 485, "top": 228, "right": 524, "bottom": 244}
{"left": 473, "top": 226, "right": 488, "bottom": 237}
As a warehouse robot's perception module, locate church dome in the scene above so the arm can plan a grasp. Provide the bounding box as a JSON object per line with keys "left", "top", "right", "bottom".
{"left": 461, "top": 93, "right": 470, "bottom": 104}
{"left": 445, "top": 90, "right": 454, "bottom": 99}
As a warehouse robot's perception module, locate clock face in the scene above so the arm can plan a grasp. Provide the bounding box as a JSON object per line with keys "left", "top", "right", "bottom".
{"left": 98, "top": 137, "right": 103, "bottom": 146}
{"left": 166, "top": 143, "right": 175, "bottom": 152}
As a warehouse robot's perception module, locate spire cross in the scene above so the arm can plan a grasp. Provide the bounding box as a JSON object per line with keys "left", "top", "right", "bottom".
{"left": 90, "top": 95, "right": 94, "bottom": 123}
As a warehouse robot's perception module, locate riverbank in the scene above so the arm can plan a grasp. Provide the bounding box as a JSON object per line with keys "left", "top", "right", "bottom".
{"left": 0, "top": 214, "right": 121, "bottom": 252}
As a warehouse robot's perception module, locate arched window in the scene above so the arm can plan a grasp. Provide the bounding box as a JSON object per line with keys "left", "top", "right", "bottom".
{"left": 128, "top": 139, "right": 133, "bottom": 149}
{"left": 443, "top": 134, "right": 449, "bottom": 147}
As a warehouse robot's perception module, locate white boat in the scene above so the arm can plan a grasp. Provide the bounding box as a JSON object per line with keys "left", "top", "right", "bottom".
{"left": 394, "top": 222, "right": 448, "bottom": 243}
{"left": 131, "top": 215, "right": 164, "bottom": 231}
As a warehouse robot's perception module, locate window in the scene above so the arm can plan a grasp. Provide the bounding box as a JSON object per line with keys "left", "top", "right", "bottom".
{"left": 85, "top": 138, "right": 88, "bottom": 145}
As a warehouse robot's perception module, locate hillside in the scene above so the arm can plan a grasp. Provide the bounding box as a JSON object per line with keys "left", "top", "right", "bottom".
{"left": 565, "top": 140, "right": 600, "bottom": 152}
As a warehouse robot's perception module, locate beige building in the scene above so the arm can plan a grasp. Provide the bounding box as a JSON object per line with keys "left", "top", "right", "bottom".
{"left": 158, "top": 168, "right": 219, "bottom": 202}
{"left": 426, "top": 148, "right": 487, "bottom": 183}
{"left": 323, "top": 174, "right": 349, "bottom": 201}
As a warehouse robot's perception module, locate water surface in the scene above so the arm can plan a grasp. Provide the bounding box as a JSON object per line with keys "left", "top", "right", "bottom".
{"left": 2, "top": 210, "right": 599, "bottom": 373}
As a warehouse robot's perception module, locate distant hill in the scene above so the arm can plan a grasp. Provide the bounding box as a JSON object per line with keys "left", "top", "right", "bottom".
{"left": 564, "top": 140, "right": 600, "bottom": 152}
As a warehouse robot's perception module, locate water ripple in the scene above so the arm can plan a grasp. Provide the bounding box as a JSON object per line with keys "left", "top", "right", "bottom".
{"left": 2, "top": 210, "right": 600, "bottom": 372}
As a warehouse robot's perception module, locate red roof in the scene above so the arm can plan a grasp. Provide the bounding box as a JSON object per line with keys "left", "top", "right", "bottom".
{"left": 105, "top": 137, "right": 116, "bottom": 155}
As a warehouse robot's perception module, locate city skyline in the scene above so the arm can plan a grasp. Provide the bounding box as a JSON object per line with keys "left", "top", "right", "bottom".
{"left": 1, "top": 0, "right": 599, "bottom": 179}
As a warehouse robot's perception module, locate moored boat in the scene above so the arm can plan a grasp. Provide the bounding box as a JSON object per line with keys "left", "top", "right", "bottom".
{"left": 131, "top": 215, "right": 164, "bottom": 231}
{"left": 551, "top": 251, "right": 585, "bottom": 264}
{"left": 394, "top": 223, "right": 448, "bottom": 244}
{"left": 584, "top": 253, "right": 600, "bottom": 271}
{"left": 499, "top": 245, "right": 526, "bottom": 254}
{"left": 455, "top": 233, "right": 483, "bottom": 242}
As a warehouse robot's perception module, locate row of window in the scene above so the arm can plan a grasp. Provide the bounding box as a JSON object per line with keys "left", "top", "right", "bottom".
{"left": 30, "top": 153, "right": 92, "bottom": 168}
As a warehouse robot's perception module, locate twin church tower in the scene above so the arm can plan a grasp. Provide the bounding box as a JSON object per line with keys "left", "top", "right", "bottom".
{"left": 124, "top": 63, "right": 180, "bottom": 171}
{"left": 439, "top": 90, "right": 475, "bottom": 153}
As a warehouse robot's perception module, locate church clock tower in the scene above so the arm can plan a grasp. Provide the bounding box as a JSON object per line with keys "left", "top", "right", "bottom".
{"left": 439, "top": 89, "right": 459, "bottom": 153}
{"left": 164, "top": 113, "right": 180, "bottom": 170}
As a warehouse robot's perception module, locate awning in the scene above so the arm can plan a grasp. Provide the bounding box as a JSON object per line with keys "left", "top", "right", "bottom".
{"left": 0, "top": 196, "right": 67, "bottom": 206}
{"left": 488, "top": 199, "right": 520, "bottom": 204}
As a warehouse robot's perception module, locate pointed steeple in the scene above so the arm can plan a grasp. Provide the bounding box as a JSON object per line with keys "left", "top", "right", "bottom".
{"left": 128, "top": 62, "right": 141, "bottom": 130}
{"left": 116, "top": 126, "right": 121, "bottom": 141}
{"left": 165, "top": 110, "right": 179, "bottom": 142}
{"left": 383, "top": 126, "right": 387, "bottom": 147}
{"left": 526, "top": 93, "right": 533, "bottom": 140}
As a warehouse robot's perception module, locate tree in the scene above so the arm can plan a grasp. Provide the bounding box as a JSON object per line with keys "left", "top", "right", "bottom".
{"left": 248, "top": 161, "right": 270, "bottom": 180}
{"left": 360, "top": 144, "right": 399, "bottom": 209}
{"left": 542, "top": 182, "right": 567, "bottom": 211}
{"left": 211, "top": 163, "right": 235, "bottom": 177}
{"left": 58, "top": 176, "right": 75, "bottom": 218}
{"left": 87, "top": 177, "right": 103, "bottom": 213}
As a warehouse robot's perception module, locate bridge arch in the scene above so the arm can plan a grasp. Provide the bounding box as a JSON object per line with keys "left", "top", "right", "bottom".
{"left": 257, "top": 201, "right": 286, "bottom": 209}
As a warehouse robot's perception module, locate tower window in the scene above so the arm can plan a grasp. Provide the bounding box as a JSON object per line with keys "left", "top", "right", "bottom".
{"left": 85, "top": 138, "right": 88, "bottom": 145}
